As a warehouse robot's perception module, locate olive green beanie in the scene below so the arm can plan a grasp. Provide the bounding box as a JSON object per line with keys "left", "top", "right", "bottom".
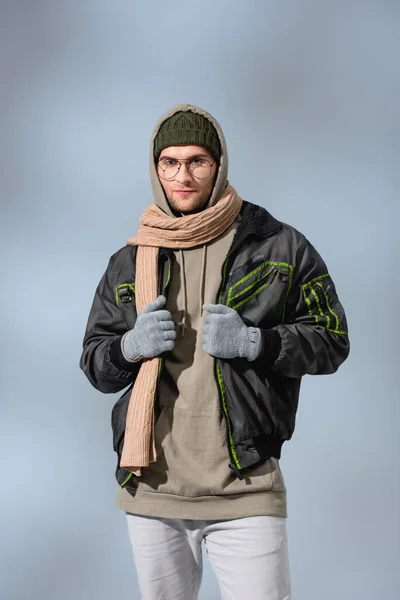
{"left": 154, "top": 111, "right": 221, "bottom": 162}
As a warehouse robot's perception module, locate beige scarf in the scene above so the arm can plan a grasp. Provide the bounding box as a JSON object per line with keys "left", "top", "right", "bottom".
{"left": 120, "top": 183, "right": 242, "bottom": 475}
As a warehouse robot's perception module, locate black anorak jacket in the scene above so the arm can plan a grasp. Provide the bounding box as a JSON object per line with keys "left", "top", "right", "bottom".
{"left": 80, "top": 200, "right": 350, "bottom": 485}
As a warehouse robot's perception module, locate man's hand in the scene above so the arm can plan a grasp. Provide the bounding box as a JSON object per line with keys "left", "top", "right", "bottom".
{"left": 122, "top": 295, "right": 176, "bottom": 362}
{"left": 202, "top": 303, "right": 261, "bottom": 361}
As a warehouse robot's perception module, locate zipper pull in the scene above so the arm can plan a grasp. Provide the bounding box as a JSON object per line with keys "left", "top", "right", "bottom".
{"left": 314, "top": 284, "right": 325, "bottom": 303}
{"left": 267, "top": 268, "right": 279, "bottom": 284}
{"left": 229, "top": 462, "right": 244, "bottom": 480}
{"left": 117, "top": 285, "right": 134, "bottom": 304}
{"left": 278, "top": 267, "right": 289, "bottom": 282}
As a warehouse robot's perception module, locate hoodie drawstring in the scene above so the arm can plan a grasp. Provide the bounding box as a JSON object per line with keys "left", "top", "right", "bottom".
{"left": 179, "top": 249, "right": 188, "bottom": 334}
{"left": 199, "top": 244, "right": 207, "bottom": 317}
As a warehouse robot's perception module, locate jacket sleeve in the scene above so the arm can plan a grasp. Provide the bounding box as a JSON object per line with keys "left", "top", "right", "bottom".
{"left": 79, "top": 250, "right": 141, "bottom": 394}
{"left": 254, "top": 238, "right": 350, "bottom": 378}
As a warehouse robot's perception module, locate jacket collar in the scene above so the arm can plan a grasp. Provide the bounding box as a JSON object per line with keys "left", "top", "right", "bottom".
{"left": 228, "top": 200, "right": 283, "bottom": 257}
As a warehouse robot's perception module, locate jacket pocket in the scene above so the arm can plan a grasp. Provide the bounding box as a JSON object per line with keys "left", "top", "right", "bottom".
{"left": 115, "top": 282, "right": 135, "bottom": 307}
{"left": 226, "top": 261, "right": 292, "bottom": 315}
{"left": 301, "top": 274, "right": 347, "bottom": 334}
{"left": 114, "top": 282, "right": 137, "bottom": 330}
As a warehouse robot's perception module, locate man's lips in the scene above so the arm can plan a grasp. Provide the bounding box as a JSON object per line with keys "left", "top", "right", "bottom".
{"left": 174, "top": 189, "right": 195, "bottom": 195}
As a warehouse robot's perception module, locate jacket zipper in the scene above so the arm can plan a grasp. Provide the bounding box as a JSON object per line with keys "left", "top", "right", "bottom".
{"left": 155, "top": 254, "right": 173, "bottom": 382}
{"left": 214, "top": 256, "right": 244, "bottom": 479}
{"left": 213, "top": 260, "right": 288, "bottom": 479}
{"left": 229, "top": 266, "right": 280, "bottom": 310}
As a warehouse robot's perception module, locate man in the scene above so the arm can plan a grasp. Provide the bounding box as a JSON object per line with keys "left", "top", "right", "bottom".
{"left": 80, "top": 104, "right": 349, "bottom": 599}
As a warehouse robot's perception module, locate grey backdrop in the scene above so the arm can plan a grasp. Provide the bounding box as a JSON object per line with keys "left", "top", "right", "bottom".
{"left": 1, "top": 1, "right": 399, "bottom": 599}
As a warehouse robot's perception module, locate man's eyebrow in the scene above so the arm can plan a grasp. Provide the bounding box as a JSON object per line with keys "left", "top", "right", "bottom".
{"left": 159, "top": 153, "right": 209, "bottom": 160}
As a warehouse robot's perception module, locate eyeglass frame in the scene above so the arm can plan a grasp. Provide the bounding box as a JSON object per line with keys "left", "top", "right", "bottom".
{"left": 156, "top": 156, "right": 215, "bottom": 181}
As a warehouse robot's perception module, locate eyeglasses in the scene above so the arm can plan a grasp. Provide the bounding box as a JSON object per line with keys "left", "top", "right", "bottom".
{"left": 157, "top": 157, "right": 215, "bottom": 180}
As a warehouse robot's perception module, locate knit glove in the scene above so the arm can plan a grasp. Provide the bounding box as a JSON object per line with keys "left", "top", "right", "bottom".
{"left": 202, "top": 303, "right": 262, "bottom": 361}
{"left": 121, "top": 295, "right": 176, "bottom": 362}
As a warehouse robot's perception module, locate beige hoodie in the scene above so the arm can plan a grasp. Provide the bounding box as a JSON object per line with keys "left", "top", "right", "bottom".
{"left": 116, "top": 104, "right": 287, "bottom": 519}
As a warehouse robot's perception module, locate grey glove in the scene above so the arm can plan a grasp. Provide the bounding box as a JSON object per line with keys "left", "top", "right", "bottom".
{"left": 122, "top": 295, "right": 176, "bottom": 362}
{"left": 202, "top": 303, "right": 261, "bottom": 361}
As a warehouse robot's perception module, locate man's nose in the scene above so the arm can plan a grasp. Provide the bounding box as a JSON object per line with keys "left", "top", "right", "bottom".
{"left": 174, "top": 163, "right": 193, "bottom": 184}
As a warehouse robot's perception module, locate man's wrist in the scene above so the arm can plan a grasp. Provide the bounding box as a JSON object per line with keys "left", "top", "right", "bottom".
{"left": 252, "top": 328, "right": 282, "bottom": 368}
{"left": 245, "top": 327, "right": 262, "bottom": 361}
{"left": 109, "top": 335, "right": 142, "bottom": 372}
{"left": 121, "top": 331, "right": 142, "bottom": 363}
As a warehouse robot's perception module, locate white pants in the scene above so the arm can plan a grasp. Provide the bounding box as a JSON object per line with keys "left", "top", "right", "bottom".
{"left": 125, "top": 513, "right": 291, "bottom": 600}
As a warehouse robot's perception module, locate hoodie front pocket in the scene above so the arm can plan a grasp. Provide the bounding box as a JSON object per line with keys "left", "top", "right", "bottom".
{"left": 226, "top": 261, "right": 293, "bottom": 318}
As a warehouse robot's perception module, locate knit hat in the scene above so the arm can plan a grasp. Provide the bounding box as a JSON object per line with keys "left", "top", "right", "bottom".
{"left": 154, "top": 111, "right": 221, "bottom": 162}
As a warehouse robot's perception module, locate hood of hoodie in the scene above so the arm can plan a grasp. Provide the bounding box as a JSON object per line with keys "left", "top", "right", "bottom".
{"left": 149, "top": 104, "right": 228, "bottom": 216}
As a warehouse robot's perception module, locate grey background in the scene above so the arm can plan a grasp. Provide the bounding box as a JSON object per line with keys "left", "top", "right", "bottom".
{"left": 1, "top": 1, "right": 399, "bottom": 599}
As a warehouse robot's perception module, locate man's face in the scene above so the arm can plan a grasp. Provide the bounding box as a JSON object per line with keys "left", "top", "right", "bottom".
{"left": 157, "top": 145, "right": 218, "bottom": 214}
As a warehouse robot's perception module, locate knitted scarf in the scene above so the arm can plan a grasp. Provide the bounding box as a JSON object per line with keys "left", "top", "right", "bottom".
{"left": 120, "top": 183, "right": 242, "bottom": 476}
